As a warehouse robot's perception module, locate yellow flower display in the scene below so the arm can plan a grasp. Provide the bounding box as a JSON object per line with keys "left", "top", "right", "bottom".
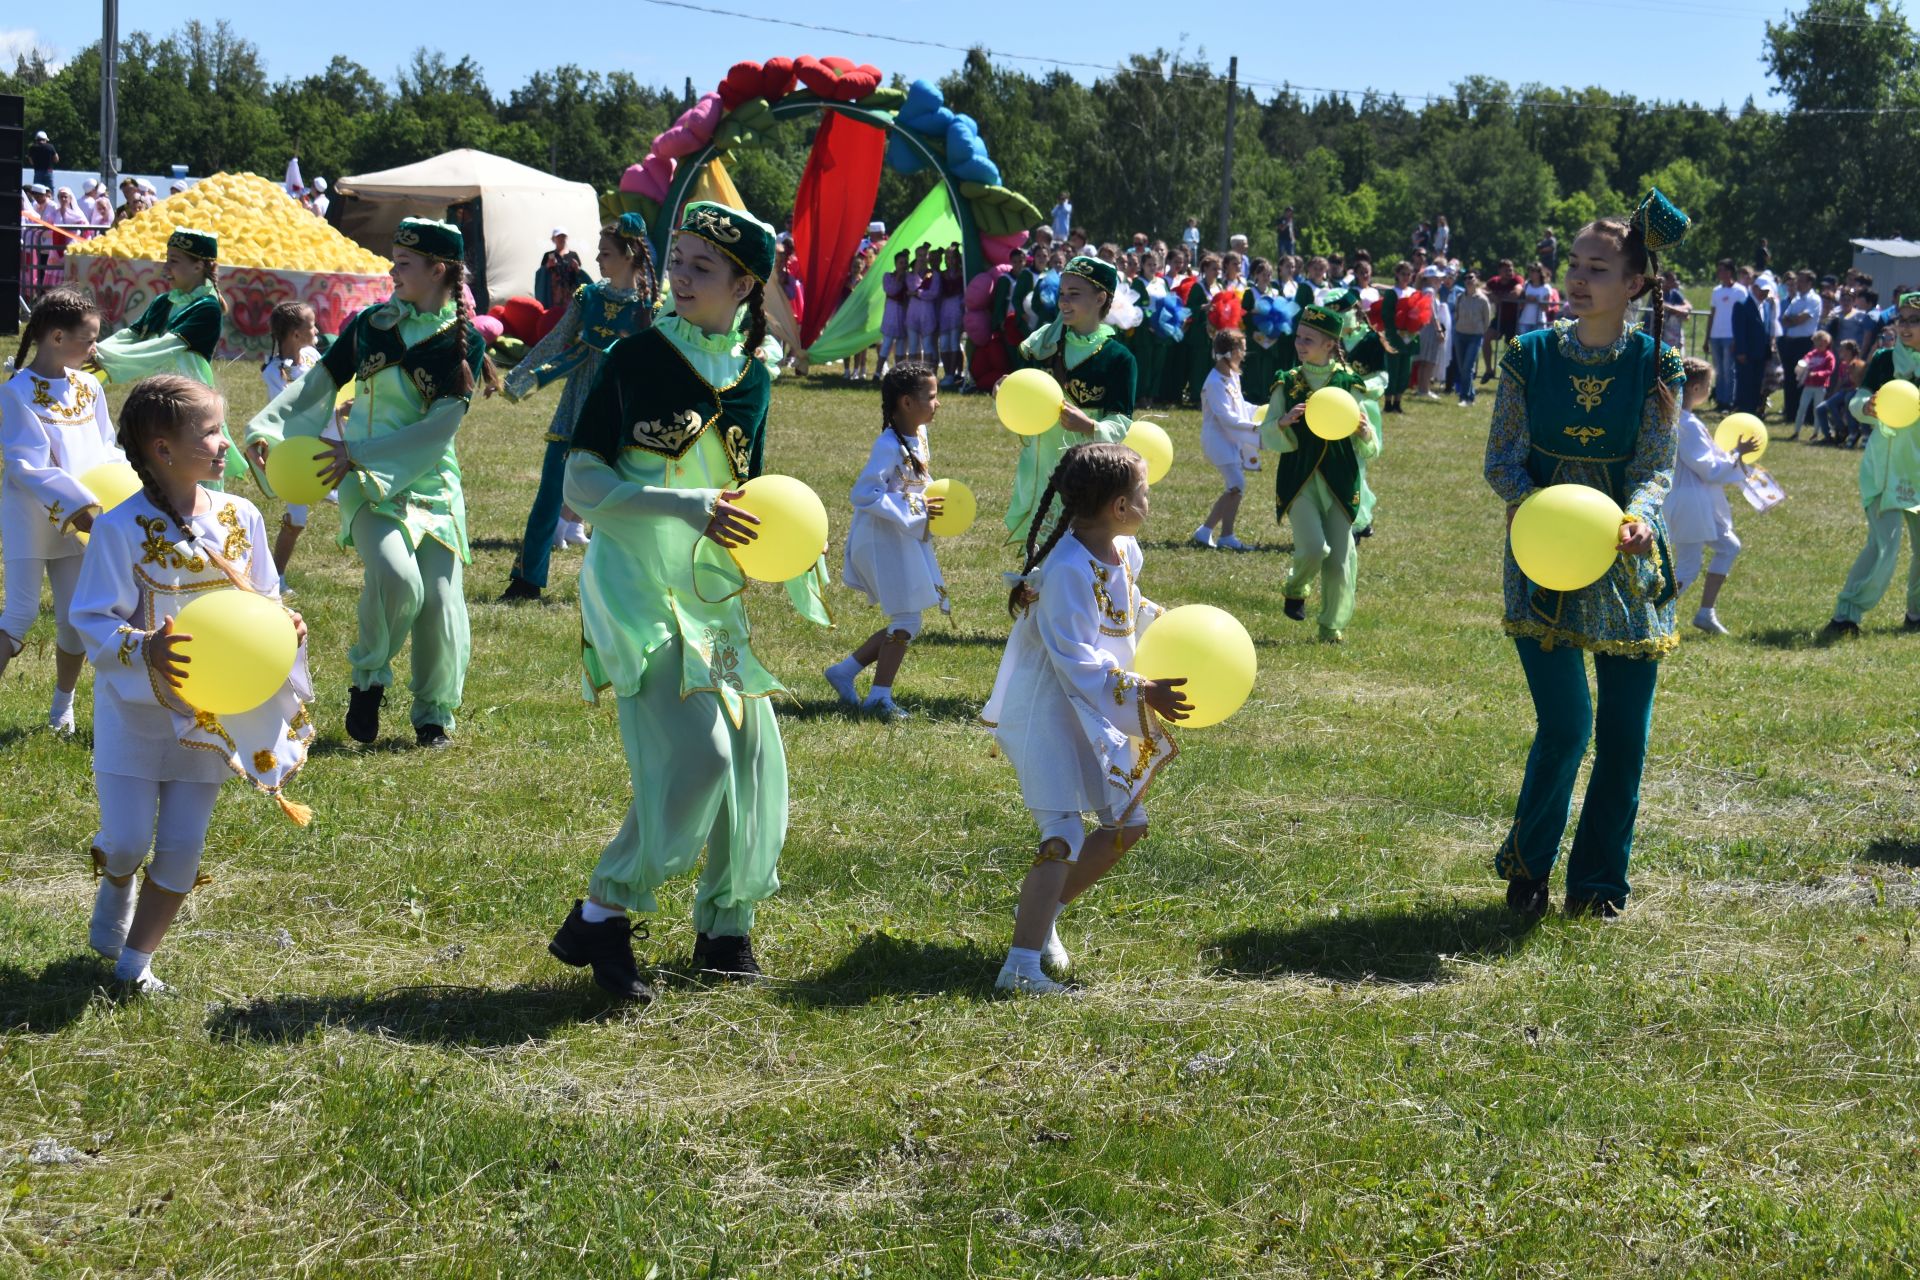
{"left": 68, "top": 172, "right": 391, "bottom": 275}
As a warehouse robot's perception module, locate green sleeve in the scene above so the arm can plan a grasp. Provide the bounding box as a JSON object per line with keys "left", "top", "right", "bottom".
{"left": 348, "top": 395, "right": 468, "bottom": 506}
{"left": 562, "top": 449, "right": 716, "bottom": 534}
{"left": 246, "top": 362, "right": 341, "bottom": 448}
{"left": 93, "top": 331, "right": 193, "bottom": 383}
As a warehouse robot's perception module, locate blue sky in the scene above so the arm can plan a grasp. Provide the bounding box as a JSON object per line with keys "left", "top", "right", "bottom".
{"left": 8, "top": 1, "right": 1791, "bottom": 111}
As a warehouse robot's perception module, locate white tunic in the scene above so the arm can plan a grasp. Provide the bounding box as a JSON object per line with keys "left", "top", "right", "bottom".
{"left": 261, "top": 346, "right": 320, "bottom": 401}
{"left": 1200, "top": 368, "right": 1262, "bottom": 473}
{"left": 0, "top": 368, "right": 122, "bottom": 562}
{"left": 71, "top": 490, "right": 314, "bottom": 787}
{"left": 1665, "top": 410, "right": 1741, "bottom": 544}
{"left": 842, "top": 428, "right": 948, "bottom": 618}
{"left": 982, "top": 533, "right": 1176, "bottom": 820}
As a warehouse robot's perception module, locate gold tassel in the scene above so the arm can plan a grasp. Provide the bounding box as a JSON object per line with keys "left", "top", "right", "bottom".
{"left": 274, "top": 792, "right": 314, "bottom": 827}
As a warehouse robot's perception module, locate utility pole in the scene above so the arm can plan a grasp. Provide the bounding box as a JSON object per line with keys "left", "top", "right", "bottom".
{"left": 1216, "top": 55, "right": 1237, "bottom": 253}
{"left": 101, "top": 0, "right": 119, "bottom": 194}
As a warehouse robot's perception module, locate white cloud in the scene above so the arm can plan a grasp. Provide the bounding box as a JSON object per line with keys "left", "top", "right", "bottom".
{"left": 0, "top": 28, "right": 66, "bottom": 74}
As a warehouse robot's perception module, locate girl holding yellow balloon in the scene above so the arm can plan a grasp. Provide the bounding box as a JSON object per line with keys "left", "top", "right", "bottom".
{"left": 1192, "top": 329, "right": 1265, "bottom": 553}
{"left": 1002, "top": 256, "right": 1138, "bottom": 545}
{"left": 829, "top": 363, "right": 951, "bottom": 721}
{"left": 1482, "top": 190, "right": 1690, "bottom": 919}
{"left": 1261, "top": 303, "right": 1382, "bottom": 644}
{"left": 1, "top": 289, "right": 125, "bottom": 732}
{"left": 1825, "top": 293, "right": 1920, "bottom": 637}
{"left": 984, "top": 442, "right": 1191, "bottom": 995}
{"left": 1669, "top": 359, "right": 1759, "bottom": 635}
{"left": 70, "top": 375, "right": 313, "bottom": 993}
{"left": 545, "top": 200, "right": 827, "bottom": 1000}
{"left": 246, "top": 218, "right": 486, "bottom": 750}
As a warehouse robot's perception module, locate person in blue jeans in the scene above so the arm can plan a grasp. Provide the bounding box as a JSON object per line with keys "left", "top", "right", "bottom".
{"left": 499, "top": 215, "right": 658, "bottom": 603}
{"left": 1453, "top": 271, "right": 1492, "bottom": 405}
{"left": 1707, "top": 258, "right": 1746, "bottom": 410}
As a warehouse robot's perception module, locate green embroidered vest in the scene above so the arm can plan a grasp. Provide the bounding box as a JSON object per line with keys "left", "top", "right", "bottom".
{"left": 130, "top": 290, "right": 225, "bottom": 360}
{"left": 570, "top": 326, "right": 770, "bottom": 484}
{"left": 1864, "top": 347, "right": 1916, "bottom": 395}
{"left": 320, "top": 302, "right": 485, "bottom": 406}
{"left": 1511, "top": 327, "right": 1668, "bottom": 503}
{"left": 1272, "top": 360, "right": 1369, "bottom": 522}
{"left": 1023, "top": 335, "right": 1138, "bottom": 420}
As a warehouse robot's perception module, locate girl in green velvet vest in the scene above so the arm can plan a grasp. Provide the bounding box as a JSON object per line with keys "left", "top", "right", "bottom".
{"left": 1482, "top": 191, "right": 1690, "bottom": 920}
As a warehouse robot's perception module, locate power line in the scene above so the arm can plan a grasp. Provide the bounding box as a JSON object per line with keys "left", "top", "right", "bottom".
{"left": 635, "top": 0, "right": 1920, "bottom": 118}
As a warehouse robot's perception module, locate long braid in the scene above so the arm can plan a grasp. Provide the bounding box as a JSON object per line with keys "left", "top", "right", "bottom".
{"left": 742, "top": 279, "right": 769, "bottom": 366}
{"left": 118, "top": 375, "right": 218, "bottom": 540}
{"left": 881, "top": 361, "right": 935, "bottom": 478}
{"left": 1005, "top": 440, "right": 1143, "bottom": 617}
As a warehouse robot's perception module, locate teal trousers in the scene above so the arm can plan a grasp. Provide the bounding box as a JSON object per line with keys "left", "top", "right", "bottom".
{"left": 1495, "top": 636, "right": 1660, "bottom": 906}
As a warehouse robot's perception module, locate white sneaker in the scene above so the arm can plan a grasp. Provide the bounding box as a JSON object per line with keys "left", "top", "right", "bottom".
{"left": 824, "top": 662, "right": 861, "bottom": 706}
{"left": 995, "top": 961, "right": 1072, "bottom": 995}
{"left": 89, "top": 878, "right": 135, "bottom": 960}
{"left": 564, "top": 520, "right": 591, "bottom": 547}
{"left": 49, "top": 705, "right": 76, "bottom": 735}
{"left": 1216, "top": 534, "right": 1250, "bottom": 552}
{"left": 862, "top": 692, "right": 911, "bottom": 722}
{"left": 1041, "top": 924, "right": 1071, "bottom": 975}
{"left": 115, "top": 969, "right": 169, "bottom": 995}
{"left": 1191, "top": 526, "right": 1216, "bottom": 549}
{"left": 1692, "top": 608, "right": 1730, "bottom": 635}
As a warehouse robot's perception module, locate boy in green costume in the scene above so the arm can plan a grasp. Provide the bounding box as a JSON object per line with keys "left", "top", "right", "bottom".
{"left": 1826, "top": 292, "right": 1920, "bottom": 635}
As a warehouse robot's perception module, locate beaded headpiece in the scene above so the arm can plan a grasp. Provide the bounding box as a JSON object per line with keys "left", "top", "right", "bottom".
{"left": 1630, "top": 189, "right": 1690, "bottom": 254}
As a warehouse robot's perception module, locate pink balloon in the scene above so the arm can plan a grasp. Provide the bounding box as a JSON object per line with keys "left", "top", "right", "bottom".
{"left": 629, "top": 153, "right": 673, "bottom": 203}
{"left": 617, "top": 163, "right": 651, "bottom": 194}
{"left": 979, "top": 231, "right": 1030, "bottom": 268}
{"left": 963, "top": 265, "right": 1010, "bottom": 345}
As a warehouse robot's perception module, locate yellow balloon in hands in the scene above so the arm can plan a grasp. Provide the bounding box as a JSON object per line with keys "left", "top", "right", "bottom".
{"left": 1714, "top": 412, "right": 1768, "bottom": 461}
{"left": 1876, "top": 379, "right": 1920, "bottom": 429}
{"left": 1123, "top": 420, "right": 1173, "bottom": 484}
{"left": 1305, "top": 386, "right": 1361, "bottom": 440}
{"left": 1131, "top": 604, "right": 1257, "bottom": 729}
{"left": 924, "top": 478, "right": 976, "bottom": 537}
{"left": 729, "top": 475, "right": 829, "bottom": 582}
{"left": 264, "top": 437, "right": 337, "bottom": 505}
{"left": 73, "top": 462, "right": 142, "bottom": 546}
{"left": 1510, "top": 484, "right": 1624, "bottom": 592}
{"left": 173, "top": 590, "right": 299, "bottom": 715}
{"left": 996, "top": 368, "right": 1064, "bottom": 436}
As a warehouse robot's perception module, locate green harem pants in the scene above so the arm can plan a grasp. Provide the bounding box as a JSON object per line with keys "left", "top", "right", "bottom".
{"left": 349, "top": 507, "right": 469, "bottom": 730}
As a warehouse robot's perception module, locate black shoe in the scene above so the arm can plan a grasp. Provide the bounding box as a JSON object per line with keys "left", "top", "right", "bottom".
{"left": 693, "top": 932, "right": 764, "bottom": 982}
{"left": 415, "top": 724, "right": 452, "bottom": 749}
{"left": 548, "top": 900, "right": 655, "bottom": 1002}
{"left": 1903, "top": 615, "right": 1920, "bottom": 632}
{"left": 498, "top": 577, "right": 542, "bottom": 604}
{"left": 1283, "top": 597, "right": 1308, "bottom": 622}
{"left": 1822, "top": 618, "right": 1861, "bottom": 639}
{"left": 1505, "top": 876, "right": 1551, "bottom": 919}
{"left": 1353, "top": 524, "right": 1374, "bottom": 540}
{"left": 345, "top": 684, "right": 384, "bottom": 744}
{"left": 1565, "top": 895, "right": 1623, "bottom": 920}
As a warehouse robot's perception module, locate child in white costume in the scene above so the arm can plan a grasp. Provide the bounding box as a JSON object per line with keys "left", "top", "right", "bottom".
{"left": 828, "top": 362, "right": 950, "bottom": 720}
{"left": 0, "top": 289, "right": 124, "bottom": 731}
{"left": 983, "top": 442, "right": 1191, "bottom": 995}
{"left": 71, "top": 375, "right": 313, "bottom": 993}
{"left": 257, "top": 300, "right": 343, "bottom": 583}
{"left": 1667, "top": 357, "right": 1756, "bottom": 634}
{"left": 1193, "top": 328, "right": 1264, "bottom": 552}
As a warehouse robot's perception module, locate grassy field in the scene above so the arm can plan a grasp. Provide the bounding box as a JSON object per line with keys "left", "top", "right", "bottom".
{"left": 4, "top": 356, "right": 1920, "bottom": 1279}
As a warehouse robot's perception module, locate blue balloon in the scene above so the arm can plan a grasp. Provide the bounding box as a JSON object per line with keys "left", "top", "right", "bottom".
{"left": 1251, "top": 293, "right": 1301, "bottom": 338}
{"left": 1151, "top": 294, "right": 1189, "bottom": 342}
{"left": 886, "top": 133, "right": 929, "bottom": 174}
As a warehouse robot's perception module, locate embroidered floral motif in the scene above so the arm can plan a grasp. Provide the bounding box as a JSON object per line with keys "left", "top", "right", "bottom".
{"left": 1063, "top": 377, "right": 1101, "bottom": 406}
{"left": 723, "top": 424, "right": 754, "bottom": 479}
{"left": 358, "top": 350, "right": 390, "bottom": 381}
{"left": 30, "top": 375, "right": 96, "bottom": 424}
{"left": 1564, "top": 424, "right": 1608, "bottom": 445}
{"left": 136, "top": 515, "right": 206, "bottom": 571}
{"left": 703, "top": 626, "right": 744, "bottom": 690}
{"left": 630, "top": 408, "right": 707, "bottom": 458}
{"left": 218, "top": 503, "right": 250, "bottom": 562}
{"left": 688, "top": 207, "right": 742, "bottom": 243}
{"left": 411, "top": 368, "right": 440, "bottom": 402}
{"left": 115, "top": 625, "right": 139, "bottom": 667}
{"left": 46, "top": 500, "right": 65, "bottom": 526}
{"left": 1090, "top": 560, "right": 1135, "bottom": 636}
{"left": 1569, "top": 373, "right": 1614, "bottom": 413}
{"left": 252, "top": 749, "right": 277, "bottom": 773}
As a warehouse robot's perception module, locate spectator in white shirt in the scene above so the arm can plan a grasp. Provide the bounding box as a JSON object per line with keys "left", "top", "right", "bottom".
{"left": 1778, "top": 269, "right": 1824, "bottom": 422}
{"left": 1707, "top": 258, "right": 1748, "bottom": 410}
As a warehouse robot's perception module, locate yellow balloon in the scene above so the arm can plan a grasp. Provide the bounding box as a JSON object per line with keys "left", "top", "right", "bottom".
{"left": 1305, "top": 386, "right": 1360, "bottom": 440}
{"left": 996, "top": 368, "right": 1064, "bottom": 436}
{"left": 265, "top": 437, "right": 336, "bottom": 505}
{"left": 80, "top": 461, "right": 141, "bottom": 513}
{"left": 1714, "top": 412, "right": 1768, "bottom": 462}
{"left": 1253, "top": 402, "right": 1268, "bottom": 425}
{"left": 1877, "top": 379, "right": 1920, "bottom": 429}
{"left": 730, "top": 474, "right": 829, "bottom": 583}
{"left": 1132, "top": 604, "right": 1257, "bottom": 730}
{"left": 924, "top": 477, "right": 976, "bottom": 537}
{"left": 1510, "top": 484, "right": 1624, "bottom": 592}
{"left": 173, "top": 590, "right": 298, "bottom": 715}
{"left": 1124, "top": 420, "right": 1173, "bottom": 484}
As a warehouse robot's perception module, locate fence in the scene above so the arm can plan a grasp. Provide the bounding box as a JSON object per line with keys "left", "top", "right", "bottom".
{"left": 20, "top": 219, "right": 102, "bottom": 305}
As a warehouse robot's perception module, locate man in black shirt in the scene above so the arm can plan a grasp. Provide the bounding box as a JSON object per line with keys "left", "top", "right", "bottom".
{"left": 28, "top": 131, "right": 59, "bottom": 189}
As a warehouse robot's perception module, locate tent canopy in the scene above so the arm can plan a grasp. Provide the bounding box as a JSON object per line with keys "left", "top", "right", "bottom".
{"left": 336, "top": 149, "right": 600, "bottom": 308}
{"left": 1850, "top": 238, "right": 1920, "bottom": 301}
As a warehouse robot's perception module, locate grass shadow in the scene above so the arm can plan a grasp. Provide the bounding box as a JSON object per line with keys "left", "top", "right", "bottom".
{"left": 780, "top": 694, "right": 982, "bottom": 725}
{"left": 305, "top": 734, "right": 423, "bottom": 758}
{"left": 1746, "top": 625, "right": 1830, "bottom": 651}
{"left": 0, "top": 954, "right": 110, "bottom": 1032}
{"left": 206, "top": 981, "right": 614, "bottom": 1047}
{"left": 1859, "top": 838, "right": 1920, "bottom": 868}
{"left": 1208, "top": 900, "right": 1535, "bottom": 986}
{"left": 909, "top": 629, "right": 1010, "bottom": 648}
{"left": 779, "top": 931, "right": 1000, "bottom": 1006}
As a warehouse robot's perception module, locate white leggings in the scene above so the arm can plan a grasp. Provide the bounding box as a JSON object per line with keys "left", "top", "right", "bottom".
{"left": 886, "top": 611, "right": 923, "bottom": 639}
{"left": 1031, "top": 804, "right": 1148, "bottom": 862}
{"left": 1675, "top": 533, "right": 1741, "bottom": 588}
{"left": 1, "top": 555, "right": 83, "bottom": 653}
{"left": 93, "top": 772, "right": 222, "bottom": 894}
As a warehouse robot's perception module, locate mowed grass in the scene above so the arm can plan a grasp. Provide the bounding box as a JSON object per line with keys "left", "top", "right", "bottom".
{"left": 4, "top": 354, "right": 1920, "bottom": 1279}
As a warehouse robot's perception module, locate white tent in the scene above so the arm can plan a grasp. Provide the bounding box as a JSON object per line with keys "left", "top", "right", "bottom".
{"left": 335, "top": 149, "right": 600, "bottom": 309}
{"left": 1850, "top": 239, "right": 1920, "bottom": 299}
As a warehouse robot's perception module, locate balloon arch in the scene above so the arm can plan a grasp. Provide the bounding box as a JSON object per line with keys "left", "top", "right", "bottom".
{"left": 601, "top": 56, "right": 1044, "bottom": 364}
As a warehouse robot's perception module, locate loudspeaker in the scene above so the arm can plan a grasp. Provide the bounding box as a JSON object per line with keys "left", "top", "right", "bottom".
{"left": 0, "top": 93, "right": 21, "bottom": 336}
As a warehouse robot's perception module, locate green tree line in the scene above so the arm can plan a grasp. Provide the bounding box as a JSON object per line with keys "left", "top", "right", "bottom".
{"left": 9, "top": 0, "right": 1917, "bottom": 276}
